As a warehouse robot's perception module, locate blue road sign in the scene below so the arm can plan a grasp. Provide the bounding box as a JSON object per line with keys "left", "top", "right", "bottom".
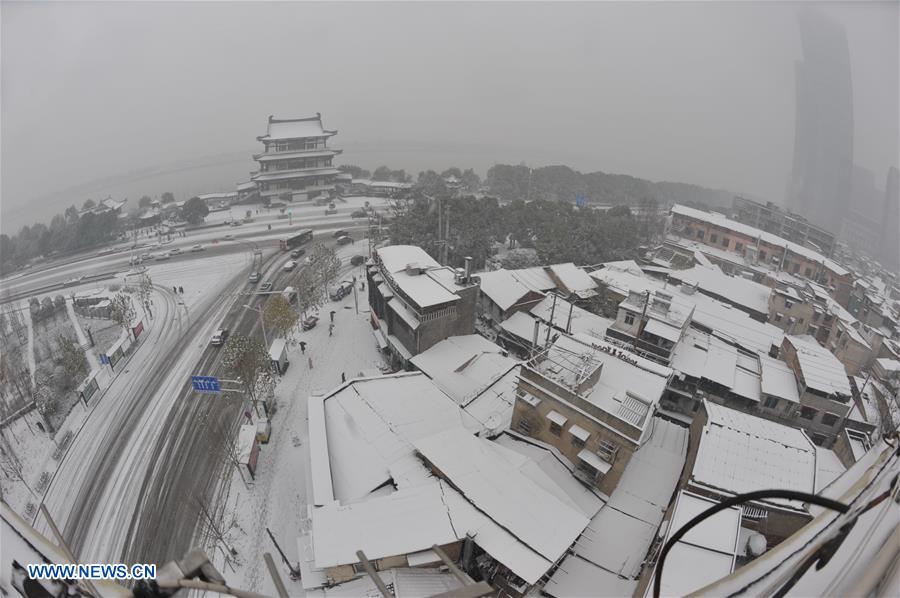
{"left": 191, "top": 375, "right": 221, "bottom": 393}
{"left": 575, "top": 195, "right": 587, "bottom": 208}
{"left": 100, "top": 354, "right": 109, "bottom": 365}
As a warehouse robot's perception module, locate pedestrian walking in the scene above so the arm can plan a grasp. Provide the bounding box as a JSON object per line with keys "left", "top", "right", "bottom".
{"left": 330, "top": 310, "right": 336, "bottom": 323}
{"left": 173, "top": 286, "right": 177, "bottom": 293}
{"left": 329, "top": 323, "right": 334, "bottom": 336}
{"left": 299, "top": 341, "right": 307, "bottom": 354}
{"left": 308, "top": 356, "right": 313, "bottom": 369}
{"left": 341, "top": 372, "right": 346, "bottom": 384}
{"left": 179, "top": 286, "right": 184, "bottom": 294}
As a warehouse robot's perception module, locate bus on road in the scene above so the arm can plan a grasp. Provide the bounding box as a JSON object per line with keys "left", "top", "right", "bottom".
{"left": 279, "top": 229, "right": 313, "bottom": 251}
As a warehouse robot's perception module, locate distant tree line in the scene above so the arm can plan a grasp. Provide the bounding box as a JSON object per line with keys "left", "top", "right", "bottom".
{"left": 0, "top": 189, "right": 203, "bottom": 274}
{"left": 484, "top": 163, "right": 735, "bottom": 208}
{"left": 388, "top": 195, "right": 645, "bottom": 270}
{"left": 1, "top": 204, "right": 120, "bottom": 274}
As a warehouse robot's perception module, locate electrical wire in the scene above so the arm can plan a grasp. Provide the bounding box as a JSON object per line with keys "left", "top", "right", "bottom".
{"left": 652, "top": 490, "right": 849, "bottom": 598}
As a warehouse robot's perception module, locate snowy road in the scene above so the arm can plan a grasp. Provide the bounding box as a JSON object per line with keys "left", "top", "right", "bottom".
{"left": 16, "top": 203, "right": 376, "bottom": 567}
{"left": 37, "top": 250, "right": 255, "bottom": 563}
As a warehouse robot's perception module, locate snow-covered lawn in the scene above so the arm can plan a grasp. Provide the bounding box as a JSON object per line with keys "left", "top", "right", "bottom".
{"left": 207, "top": 256, "right": 385, "bottom": 595}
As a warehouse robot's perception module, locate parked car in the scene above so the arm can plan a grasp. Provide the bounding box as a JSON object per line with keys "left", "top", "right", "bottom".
{"left": 350, "top": 255, "right": 366, "bottom": 266}
{"left": 330, "top": 280, "right": 354, "bottom": 301}
{"left": 260, "top": 281, "right": 273, "bottom": 292}
{"left": 169, "top": 247, "right": 181, "bottom": 255}
{"left": 249, "top": 271, "right": 261, "bottom": 283}
{"left": 351, "top": 209, "right": 367, "bottom": 218}
{"left": 302, "top": 315, "right": 319, "bottom": 330}
{"left": 224, "top": 234, "right": 234, "bottom": 240}
{"left": 336, "top": 235, "right": 352, "bottom": 246}
{"left": 210, "top": 328, "right": 229, "bottom": 346}
{"left": 290, "top": 248, "right": 306, "bottom": 259}
{"left": 155, "top": 253, "right": 170, "bottom": 261}
{"left": 191, "top": 244, "right": 204, "bottom": 252}
{"left": 282, "top": 260, "right": 297, "bottom": 272}
{"left": 332, "top": 229, "right": 348, "bottom": 238}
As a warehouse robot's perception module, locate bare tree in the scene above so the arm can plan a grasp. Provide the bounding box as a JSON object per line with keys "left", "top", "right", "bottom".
{"left": 194, "top": 495, "right": 238, "bottom": 560}
{"left": 0, "top": 428, "right": 39, "bottom": 502}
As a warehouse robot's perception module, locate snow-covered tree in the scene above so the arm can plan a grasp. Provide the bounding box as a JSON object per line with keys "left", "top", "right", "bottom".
{"left": 109, "top": 292, "right": 136, "bottom": 334}
{"left": 221, "top": 334, "right": 270, "bottom": 415}
{"left": 263, "top": 295, "right": 298, "bottom": 340}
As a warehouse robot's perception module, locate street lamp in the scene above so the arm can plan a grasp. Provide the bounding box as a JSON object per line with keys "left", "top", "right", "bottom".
{"left": 242, "top": 304, "right": 269, "bottom": 347}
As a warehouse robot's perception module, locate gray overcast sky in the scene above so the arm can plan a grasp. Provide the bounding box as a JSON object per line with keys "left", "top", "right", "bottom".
{"left": 2, "top": 1, "right": 897, "bottom": 232}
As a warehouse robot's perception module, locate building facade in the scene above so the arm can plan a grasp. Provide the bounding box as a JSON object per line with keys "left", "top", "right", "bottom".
{"left": 367, "top": 245, "right": 478, "bottom": 367}
{"left": 670, "top": 204, "right": 853, "bottom": 306}
{"left": 252, "top": 114, "right": 342, "bottom": 202}
{"left": 510, "top": 334, "right": 671, "bottom": 495}
{"left": 732, "top": 196, "right": 836, "bottom": 257}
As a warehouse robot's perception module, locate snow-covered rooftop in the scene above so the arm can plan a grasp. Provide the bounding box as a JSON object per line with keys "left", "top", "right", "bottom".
{"left": 376, "top": 245, "right": 464, "bottom": 309}
{"left": 499, "top": 311, "right": 552, "bottom": 347}
{"left": 547, "top": 263, "right": 597, "bottom": 298}
{"left": 547, "top": 418, "right": 688, "bottom": 596}
{"left": 649, "top": 490, "right": 743, "bottom": 597}
{"left": 413, "top": 428, "right": 590, "bottom": 564}
{"left": 667, "top": 265, "right": 772, "bottom": 314}
{"left": 477, "top": 269, "right": 542, "bottom": 311}
{"left": 691, "top": 401, "right": 816, "bottom": 509}
{"left": 758, "top": 353, "right": 800, "bottom": 404}
{"left": 785, "top": 335, "right": 852, "bottom": 398}
{"left": 671, "top": 204, "right": 849, "bottom": 277}
{"left": 814, "top": 446, "right": 846, "bottom": 493}
{"left": 259, "top": 115, "right": 336, "bottom": 141}
{"left": 529, "top": 295, "right": 613, "bottom": 337}
{"left": 314, "top": 373, "right": 478, "bottom": 503}
{"left": 508, "top": 266, "right": 557, "bottom": 292}
{"left": 535, "top": 333, "right": 671, "bottom": 435}
{"left": 410, "top": 335, "right": 518, "bottom": 406}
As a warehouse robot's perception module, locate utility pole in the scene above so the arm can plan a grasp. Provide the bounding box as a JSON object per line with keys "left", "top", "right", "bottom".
{"left": 633, "top": 290, "right": 651, "bottom": 352}
{"left": 545, "top": 293, "right": 558, "bottom": 347}
{"left": 437, "top": 196, "right": 443, "bottom": 265}
{"left": 443, "top": 203, "right": 450, "bottom": 265}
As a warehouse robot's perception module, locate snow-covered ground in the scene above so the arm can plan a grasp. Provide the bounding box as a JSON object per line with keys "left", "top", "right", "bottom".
{"left": 1, "top": 196, "right": 389, "bottom": 298}
{"left": 206, "top": 244, "right": 384, "bottom": 595}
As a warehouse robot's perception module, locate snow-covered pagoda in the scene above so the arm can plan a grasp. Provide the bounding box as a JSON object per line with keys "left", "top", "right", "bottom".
{"left": 252, "top": 113, "right": 342, "bottom": 202}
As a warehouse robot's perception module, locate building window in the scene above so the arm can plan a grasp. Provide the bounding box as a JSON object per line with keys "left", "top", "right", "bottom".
{"left": 804, "top": 267, "right": 813, "bottom": 278}
{"left": 811, "top": 433, "right": 827, "bottom": 445}
{"left": 710, "top": 233, "right": 718, "bottom": 243}
{"left": 764, "top": 396, "right": 778, "bottom": 409}
{"left": 759, "top": 250, "right": 767, "bottom": 261}
{"left": 774, "top": 312, "right": 784, "bottom": 323}
{"left": 696, "top": 229, "right": 705, "bottom": 240}
{"left": 800, "top": 406, "right": 817, "bottom": 420}
{"left": 792, "top": 263, "right": 800, "bottom": 274}
{"left": 821, "top": 412, "right": 839, "bottom": 427}
{"left": 735, "top": 242, "right": 743, "bottom": 252}
{"left": 721, "top": 237, "right": 729, "bottom": 247}
{"left": 549, "top": 421, "right": 563, "bottom": 436}
{"left": 571, "top": 435, "right": 585, "bottom": 449}
{"left": 784, "top": 300, "right": 794, "bottom": 309}
{"left": 515, "top": 418, "right": 532, "bottom": 435}
{"left": 624, "top": 313, "right": 635, "bottom": 326}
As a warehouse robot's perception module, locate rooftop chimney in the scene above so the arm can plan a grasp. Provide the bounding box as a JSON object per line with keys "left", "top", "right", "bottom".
{"left": 464, "top": 256, "right": 473, "bottom": 283}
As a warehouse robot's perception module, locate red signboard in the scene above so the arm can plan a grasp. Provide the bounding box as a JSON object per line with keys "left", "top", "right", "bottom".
{"left": 132, "top": 321, "right": 144, "bottom": 339}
